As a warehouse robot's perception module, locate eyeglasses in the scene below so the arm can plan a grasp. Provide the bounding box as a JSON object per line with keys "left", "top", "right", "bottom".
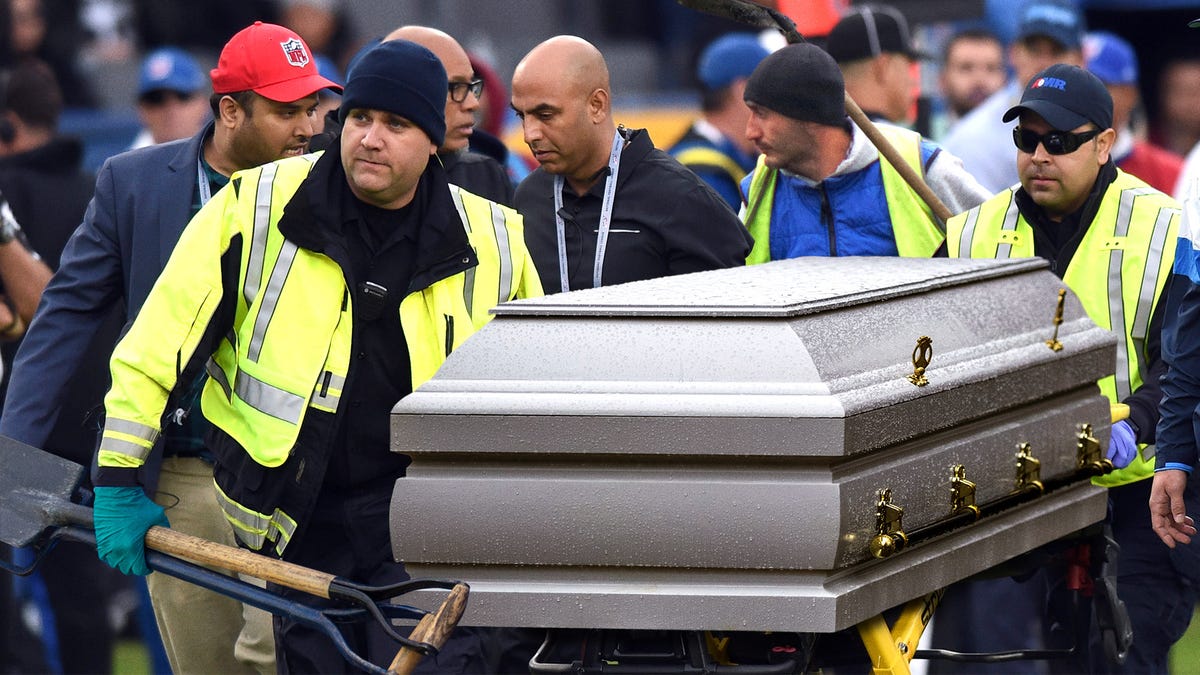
{"left": 1012, "top": 127, "right": 1099, "bottom": 155}
{"left": 448, "top": 78, "right": 484, "bottom": 103}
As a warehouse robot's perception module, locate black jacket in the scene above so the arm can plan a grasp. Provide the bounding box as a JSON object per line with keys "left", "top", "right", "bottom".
{"left": 514, "top": 127, "right": 752, "bottom": 293}
{"left": 440, "top": 148, "right": 514, "bottom": 206}
{"left": 0, "top": 136, "right": 95, "bottom": 269}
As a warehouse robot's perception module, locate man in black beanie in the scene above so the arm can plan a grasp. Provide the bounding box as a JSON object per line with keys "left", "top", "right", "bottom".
{"left": 92, "top": 38, "right": 538, "bottom": 673}
{"left": 739, "top": 42, "right": 989, "bottom": 263}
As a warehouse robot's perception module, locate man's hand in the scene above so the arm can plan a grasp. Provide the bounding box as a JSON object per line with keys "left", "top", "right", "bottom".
{"left": 1149, "top": 469, "right": 1196, "bottom": 548}
{"left": 93, "top": 486, "right": 170, "bottom": 575}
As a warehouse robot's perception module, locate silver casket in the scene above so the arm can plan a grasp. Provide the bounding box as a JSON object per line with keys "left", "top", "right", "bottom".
{"left": 389, "top": 257, "right": 1117, "bottom": 633}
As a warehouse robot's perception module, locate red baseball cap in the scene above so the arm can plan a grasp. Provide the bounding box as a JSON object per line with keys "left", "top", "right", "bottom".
{"left": 210, "top": 21, "right": 341, "bottom": 101}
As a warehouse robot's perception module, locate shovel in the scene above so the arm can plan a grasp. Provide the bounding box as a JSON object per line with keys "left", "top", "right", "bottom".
{"left": 0, "top": 434, "right": 467, "bottom": 675}
{"left": 677, "top": 0, "right": 955, "bottom": 226}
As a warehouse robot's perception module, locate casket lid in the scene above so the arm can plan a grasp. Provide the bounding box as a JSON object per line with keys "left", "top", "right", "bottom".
{"left": 494, "top": 256, "right": 1048, "bottom": 318}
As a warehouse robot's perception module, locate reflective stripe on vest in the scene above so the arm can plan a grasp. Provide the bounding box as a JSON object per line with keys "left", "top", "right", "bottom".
{"left": 98, "top": 416, "right": 161, "bottom": 465}
{"left": 214, "top": 480, "right": 297, "bottom": 556}
{"left": 244, "top": 163, "right": 277, "bottom": 308}
{"left": 742, "top": 124, "right": 941, "bottom": 263}
{"left": 674, "top": 146, "right": 746, "bottom": 187}
{"left": 449, "top": 184, "right": 518, "bottom": 328}
{"left": 449, "top": 186, "right": 475, "bottom": 314}
{"left": 247, "top": 240, "right": 298, "bottom": 363}
{"left": 205, "top": 355, "right": 305, "bottom": 424}
{"left": 310, "top": 371, "right": 345, "bottom": 413}
{"left": 946, "top": 171, "right": 1180, "bottom": 486}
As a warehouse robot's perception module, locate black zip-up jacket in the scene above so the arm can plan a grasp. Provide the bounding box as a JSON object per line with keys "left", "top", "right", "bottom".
{"left": 515, "top": 127, "right": 752, "bottom": 293}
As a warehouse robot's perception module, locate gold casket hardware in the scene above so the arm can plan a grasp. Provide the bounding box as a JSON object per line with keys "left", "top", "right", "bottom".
{"left": 950, "top": 464, "right": 979, "bottom": 517}
{"left": 908, "top": 336, "right": 933, "bottom": 387}
{"left": 1045, "top": 289, "right": 1066, "bottom": 352}
{"left": 1076, "top": 423, "right": 1114, "bottom": 474}
{"left": 1014, "top": 443, "right": 1044, "bottom": 494}
{"left": 869, "top": 488, "right": 907, "bottom": 559}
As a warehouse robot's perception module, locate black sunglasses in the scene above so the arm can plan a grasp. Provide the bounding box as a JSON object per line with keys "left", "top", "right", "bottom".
{"left": 448, "top": 78, "right": 484, "bottom": 103}
{"left": 1012, "top": 127, "right": 1099, "bottom": 155}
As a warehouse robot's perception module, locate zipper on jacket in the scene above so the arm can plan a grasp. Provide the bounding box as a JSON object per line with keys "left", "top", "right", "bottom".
{"left": 444, "top": 314, "right": 454, "bottom": 356}
{"left": 819, "top": 184, "right": 836, "bottom": 256}
{"left": 319, "top": 371, "right": 332, "bottom": 397}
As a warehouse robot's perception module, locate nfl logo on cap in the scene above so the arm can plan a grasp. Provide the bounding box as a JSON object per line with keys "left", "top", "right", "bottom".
{"left": 280, "top": 38, "right": 310, "bottom": 68}
{"left": 210, "top": 21, "right": 339, "bottom": 100}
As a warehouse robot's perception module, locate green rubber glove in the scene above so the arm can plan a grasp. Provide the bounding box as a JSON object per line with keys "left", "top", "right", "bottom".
{"left": 93, "top": 486, "right": 170, "bottom": 576}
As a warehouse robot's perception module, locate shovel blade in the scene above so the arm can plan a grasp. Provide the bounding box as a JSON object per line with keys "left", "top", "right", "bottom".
{"left": 0, "top": 434, "right": 87, "bottom": 548}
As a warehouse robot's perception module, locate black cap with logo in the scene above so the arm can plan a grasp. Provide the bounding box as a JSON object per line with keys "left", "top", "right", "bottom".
{"left": 1003, "top": 63, "right": 1113, "bottom": 131}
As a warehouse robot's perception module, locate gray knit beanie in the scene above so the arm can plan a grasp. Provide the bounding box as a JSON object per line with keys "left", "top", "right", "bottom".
{"left": 744, "top": 43, "right": 845, "bottom": 127}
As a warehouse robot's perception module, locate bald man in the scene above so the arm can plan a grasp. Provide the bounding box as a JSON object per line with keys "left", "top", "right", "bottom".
{"left": 511, "top": 35, "right": 752, "bottom": 293}
{"left": 384, "top": 26, "right": 514, "bottom": 205}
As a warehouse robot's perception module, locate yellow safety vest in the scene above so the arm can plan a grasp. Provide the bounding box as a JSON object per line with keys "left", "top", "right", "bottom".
{"left": 946, "top": 170, "right": 1180, "bottom": 486}
{"left": 741, "top": 124, "right": 943, "bottom": 264}
{"left": 449, "top": 184, "right": 543, "bottom": 329}
{"left": 100, "top": 153, "right": 539, "bottom": 552}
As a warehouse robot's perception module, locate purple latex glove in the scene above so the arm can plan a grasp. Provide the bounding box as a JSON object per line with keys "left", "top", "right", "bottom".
{"left": 1107, "top": 420, "right": 1138, "bottom": 469}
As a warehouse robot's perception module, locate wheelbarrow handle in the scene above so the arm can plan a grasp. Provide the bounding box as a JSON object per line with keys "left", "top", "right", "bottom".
{"left": 146, "top": 525, "right": 336, "bottom": 598}
{"left": 387, "top": 582, "right": 470, "bottom": 675}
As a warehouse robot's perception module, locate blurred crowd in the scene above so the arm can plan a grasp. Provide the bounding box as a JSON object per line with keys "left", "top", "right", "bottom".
{"left": 0, "top": 0, "right": 1198, "bottom": 673}
{"left": 0, "top": 1, "right": 1196, "bottom": 180}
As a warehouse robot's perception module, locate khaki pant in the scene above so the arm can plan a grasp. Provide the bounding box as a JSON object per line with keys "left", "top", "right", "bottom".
{"left": 146, "top": 456, "right": 276, "bottom": 675}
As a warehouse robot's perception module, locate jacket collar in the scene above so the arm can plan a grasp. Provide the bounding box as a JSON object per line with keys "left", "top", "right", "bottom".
{"left": 577, "top": 126, "right": 652, "bottom": 198}
{"left": 1015, "top": 159, "right": 1118, "bottom": 234}
{"left": 169, "top": 120, "right": 214, "bottom": 175}
{"left": 1014, "top": 159, "right": 1119, "bottom": 271}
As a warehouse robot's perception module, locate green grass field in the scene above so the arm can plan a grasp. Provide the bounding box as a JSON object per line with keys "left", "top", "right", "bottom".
{"left": 1172, "top": 609, "right": 1200, "bottom": 675}
{"left": 112, "top": 640, "right": 149, "bottom": 674}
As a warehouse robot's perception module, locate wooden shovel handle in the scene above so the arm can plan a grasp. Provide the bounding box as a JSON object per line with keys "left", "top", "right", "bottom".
{"left": 844, "top": 95, "right": 954, "bottom": 226}
{"left": 145, "top": 525, "right": 335, "bottom": 598}
{"left": 387, "top": 583, "right": 470, "bottom": 675}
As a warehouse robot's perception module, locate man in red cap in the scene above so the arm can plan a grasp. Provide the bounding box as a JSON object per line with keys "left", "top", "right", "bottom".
{"left": 1, "top": 20, "right": 338, "bottom": 675}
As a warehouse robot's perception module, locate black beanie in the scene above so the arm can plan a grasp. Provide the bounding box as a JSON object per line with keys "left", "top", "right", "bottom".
{"left": 338, "top": 40, "right": 447, "bottom": 146}
{"left": 744, "top": 43, "right": 845, "bottom": 127}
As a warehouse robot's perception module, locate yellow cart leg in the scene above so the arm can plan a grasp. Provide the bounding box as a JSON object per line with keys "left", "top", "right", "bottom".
{"left": 855, "top": 591, "right": 943, "bottom": 675}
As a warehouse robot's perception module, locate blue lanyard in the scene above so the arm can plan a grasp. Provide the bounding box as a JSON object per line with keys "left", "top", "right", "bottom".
{"left": 552, "top": 129, "right": 625, "bottom": 292}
